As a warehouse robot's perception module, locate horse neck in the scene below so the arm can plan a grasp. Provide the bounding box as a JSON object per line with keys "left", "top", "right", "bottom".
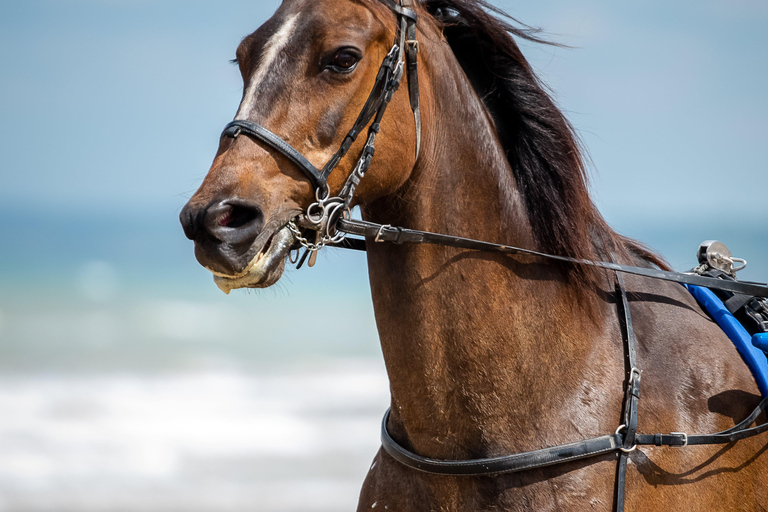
{"left": 361, "top": 45, "right": 622, "bottom": 459}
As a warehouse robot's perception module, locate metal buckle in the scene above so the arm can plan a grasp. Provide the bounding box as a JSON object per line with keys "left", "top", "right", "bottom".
{"left": 615, "top": 425, "right": 638, "bottom": 453}
{"left": 406, "top": 40, "right": 419, "bottom": 53}
{"left": 629, "top": 367, "right": 641, "bottom": 383}
{"left": 375, "top": 225, "right": 392, "bottom": 243}
{"left": 671, "top": 432, "right": 688, "bottom": 447}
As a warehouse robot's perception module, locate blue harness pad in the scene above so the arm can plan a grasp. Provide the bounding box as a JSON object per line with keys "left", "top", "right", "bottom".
{"left": 685, "top": 284, "right": 768, "bottom": 397}
{"left": 755, "top": 333, "right": 768, "bottom": 354}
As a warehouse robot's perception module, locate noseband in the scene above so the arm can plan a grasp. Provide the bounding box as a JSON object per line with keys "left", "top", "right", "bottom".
{"left": 217, "top": 2, "right": 768, "bottom": 511}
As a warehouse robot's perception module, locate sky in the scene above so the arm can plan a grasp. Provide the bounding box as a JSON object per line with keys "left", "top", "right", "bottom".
{"left": 1, "top": 0, "right": 766, "bottom": 220}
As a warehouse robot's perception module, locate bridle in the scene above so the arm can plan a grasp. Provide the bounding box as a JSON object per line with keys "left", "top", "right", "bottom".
{"left": 222, "top": 0, "right": 419, "bottom": 267}
{"left": 218, "top": 1, "right": 768, "bottom": 510}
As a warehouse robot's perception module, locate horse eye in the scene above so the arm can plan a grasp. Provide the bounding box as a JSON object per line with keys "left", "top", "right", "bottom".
{"left": 327, "top": 50, "right": 360, "bottom": 72}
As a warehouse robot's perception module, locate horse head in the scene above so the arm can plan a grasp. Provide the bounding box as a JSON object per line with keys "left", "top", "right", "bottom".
{"left": 180, "top": 0, "right": 421, "bottom": 291}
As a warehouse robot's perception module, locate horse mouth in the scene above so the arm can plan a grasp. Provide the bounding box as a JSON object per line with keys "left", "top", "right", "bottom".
{"left": 210, "top": 225, "right": 295, "bottom": 294}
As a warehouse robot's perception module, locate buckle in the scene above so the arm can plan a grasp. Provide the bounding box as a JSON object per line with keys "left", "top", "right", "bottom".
{"left": 406, "top": 40, "right": 419, "bottom": 53}
{"left": 375, "top": 225, "right": 392, "bottom": 243}
{"left": 671, "top": 432, "right": 688, "bottom": 447}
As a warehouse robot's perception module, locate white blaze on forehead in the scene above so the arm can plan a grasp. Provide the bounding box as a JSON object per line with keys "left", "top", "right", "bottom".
{"left": 235, "top": 14, "right": 300, "bottom": 120}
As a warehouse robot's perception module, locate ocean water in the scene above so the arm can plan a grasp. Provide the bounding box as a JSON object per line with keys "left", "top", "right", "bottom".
{"left": 0, "top": 206, "right": 766, "bottom": 510}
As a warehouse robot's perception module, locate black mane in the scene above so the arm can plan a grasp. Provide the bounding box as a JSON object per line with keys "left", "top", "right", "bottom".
{"left": 422, "top": 0, "right": 666, "bottom": 275}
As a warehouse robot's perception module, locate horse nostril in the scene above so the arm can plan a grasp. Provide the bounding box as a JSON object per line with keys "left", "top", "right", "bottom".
{"left": 180, "top": 203, "right": 202, "bottom": 240}
{"left": 203, "top": 200, "right": 264, "bottom": 245}
{"left": 217, "top": 204, "right": 259, "bottom": 229}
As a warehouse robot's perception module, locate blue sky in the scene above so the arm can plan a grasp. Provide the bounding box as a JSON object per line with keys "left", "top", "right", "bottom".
{"left": 0, "top": 0, "right": 766, "bottom": 287}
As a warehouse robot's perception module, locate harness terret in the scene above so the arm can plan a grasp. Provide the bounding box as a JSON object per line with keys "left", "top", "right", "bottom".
{"left": 218, "top": 1, "right": 768, "bottom": 510}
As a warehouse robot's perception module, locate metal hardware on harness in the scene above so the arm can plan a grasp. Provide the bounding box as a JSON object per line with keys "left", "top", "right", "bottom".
{"left": 615, "top": 425, "right": 638, "bottom": 453}
{"left": 670, "top": 432, "right": 688, "bottom": 447}
{"left": 375, "top": 225, "right": 393, "bottom": 243}
{"left": 288, "top": 206, "right": 349, "bottom": 259}
{"left": 746, "top": 298, "right": 768, "bottom": 334}
{"left": 696, "top": 240, "right": 747, "bottom": 278}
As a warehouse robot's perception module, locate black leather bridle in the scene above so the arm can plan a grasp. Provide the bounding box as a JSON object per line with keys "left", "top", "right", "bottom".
{"left": 222, "top": 0, "right": 419, "bottom": 264}
{"left": 218, "top": 1, "right": 768, "bottom": 510}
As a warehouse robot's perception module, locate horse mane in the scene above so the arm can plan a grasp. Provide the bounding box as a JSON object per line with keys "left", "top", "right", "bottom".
{"left": 420, "top": 0, "right": 668, "bottom": 279}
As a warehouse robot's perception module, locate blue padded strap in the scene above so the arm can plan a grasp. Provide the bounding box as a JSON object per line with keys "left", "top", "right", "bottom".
{"left": 686, "top": 284, "right": 768, "bottom": 396}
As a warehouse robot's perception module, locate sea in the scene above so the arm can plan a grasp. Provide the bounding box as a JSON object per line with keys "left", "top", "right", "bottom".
{"left": 0, "top": 205, "right": 766, "bottom": 511}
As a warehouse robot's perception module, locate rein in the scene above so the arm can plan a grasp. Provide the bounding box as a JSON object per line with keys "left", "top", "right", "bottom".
{"left": 219, "top": 1, "right": 768, "bottom": 509}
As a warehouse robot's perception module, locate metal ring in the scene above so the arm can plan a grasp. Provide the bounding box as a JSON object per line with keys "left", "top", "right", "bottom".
{"left": 306, "top": 203, "right": 326, "bottom": 224}
{"left": 731, "top": 258, "right": 748, "bottom": 272}
{"left": 615, "top": 425, "right": 638, "bottom": 453}
{"left": 315, "top": 186, "right": 330, "bottom": 203}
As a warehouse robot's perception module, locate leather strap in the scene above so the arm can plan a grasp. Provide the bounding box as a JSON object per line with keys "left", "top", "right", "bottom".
{"left": 320, "top": 45, "right": 401, "bottom": 181}
{"left": 379, "top": 0, "right": 417, "bottom": 20}
{"left": 223, "top": 120, "right": 325, "bottom": 191}
{"left": 223, "top": 0, "right": 418, "bottom": 199}
{"left": 336, "top": 219, "right": 768, "bottom": 298}
{"left": 399, "top": 0, "right": 421, "bottom": 156}
{"left": 381, "top": 409, "right": 624, "bottom": 476}
{"left": 613, "top": 262, "right": 640, "bottom": 512}
{"left": 635, "top": 397, "right": 768, "bottom": 446}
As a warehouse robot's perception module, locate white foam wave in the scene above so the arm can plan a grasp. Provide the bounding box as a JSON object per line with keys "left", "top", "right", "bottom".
{"left": 0, "top": 363, "right": 390, "bottom": 511}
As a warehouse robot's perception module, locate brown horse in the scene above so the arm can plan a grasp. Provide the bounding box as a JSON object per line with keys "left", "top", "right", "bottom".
{"left": 179, "top": 0, "right": 768, "bottom": 510}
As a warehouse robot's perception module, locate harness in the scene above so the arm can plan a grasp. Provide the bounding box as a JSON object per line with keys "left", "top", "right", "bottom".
{"left": 219, "top": 1, "right": 768, "bottom": 509}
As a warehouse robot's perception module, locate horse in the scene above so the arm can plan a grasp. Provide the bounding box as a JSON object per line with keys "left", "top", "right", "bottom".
{"left": 179, "top": 0, "right": 768, "bottom": 510}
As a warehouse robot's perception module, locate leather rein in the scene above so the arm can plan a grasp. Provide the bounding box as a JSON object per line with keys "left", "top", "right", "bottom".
{"left": 219, "top": 2, "right": 768, "bottom": 510}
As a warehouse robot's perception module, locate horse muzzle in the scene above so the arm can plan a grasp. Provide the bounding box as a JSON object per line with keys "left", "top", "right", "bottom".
{"left": 179, "top": 198, "right": 296, "bottom": 292}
